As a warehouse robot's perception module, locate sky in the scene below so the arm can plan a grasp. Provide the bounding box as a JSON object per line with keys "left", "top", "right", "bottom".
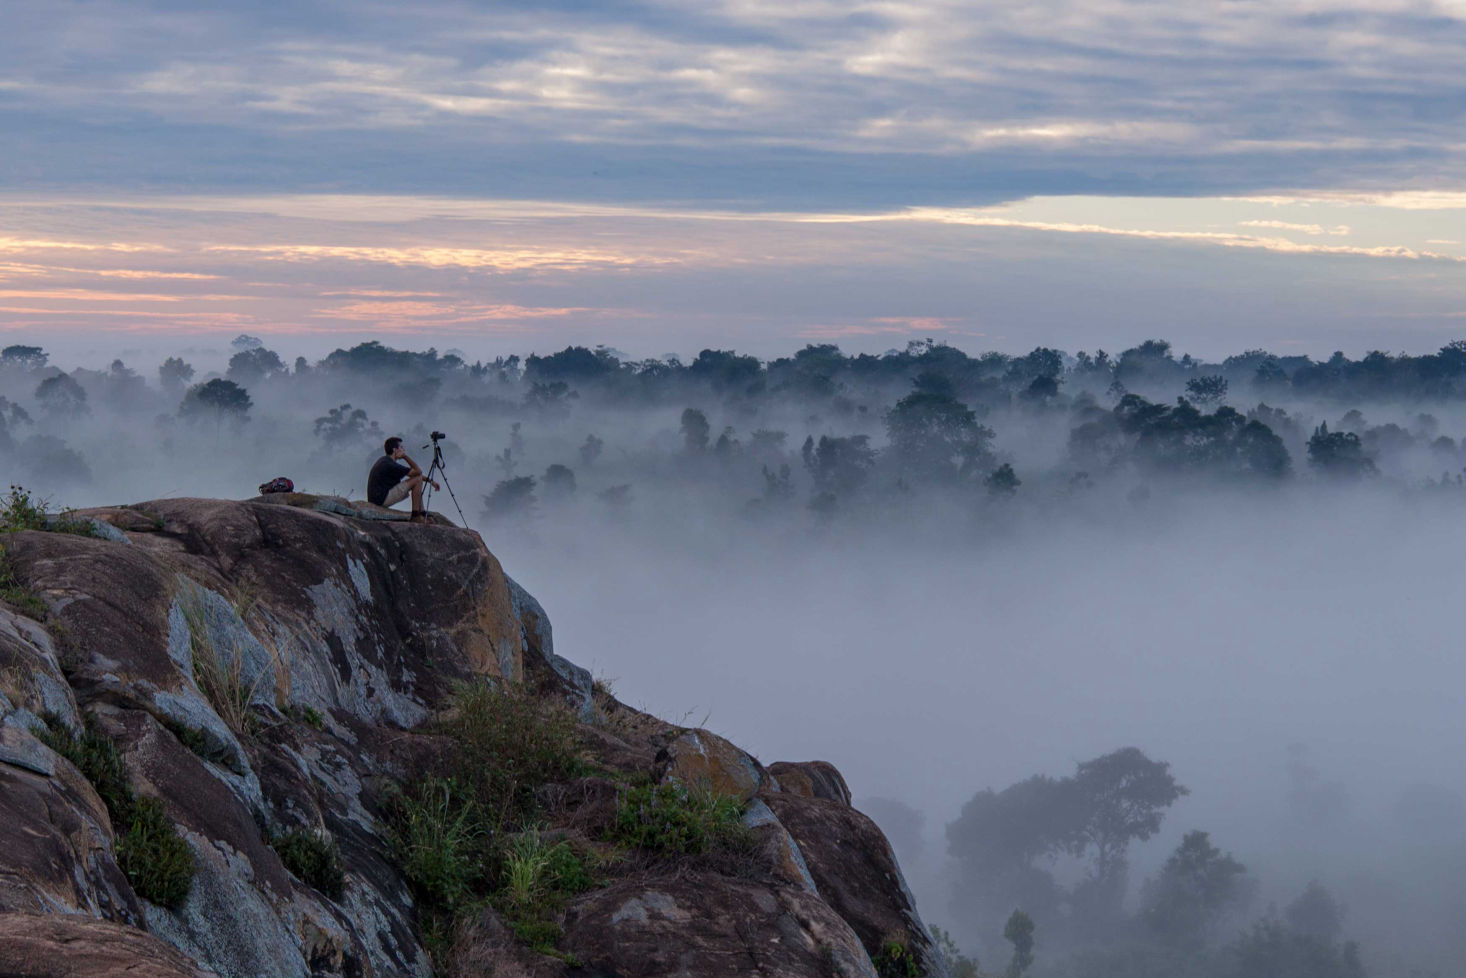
{"left": 2, "top": 0, "right": 1466, "bottom": 360}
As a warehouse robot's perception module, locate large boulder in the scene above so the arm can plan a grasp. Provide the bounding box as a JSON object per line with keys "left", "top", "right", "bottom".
{"left": 763, "top": 791, "right": 949, "bottom": 978}
{"left": 0, "top": 498, "right": 941, "bottom": 978}
{"left": 0, "top": 912, "right": 216, "bottom": 977}
{"left": 0, "top": 497, "right": 557, "bottom": 977}
{"left": 657, "top": 728, "right": 769, "bottom": 802}
{"left": 560, "top": 877, "right": 879, "bottom": 978}
{"left": 768, "top": 760, "right": 852, "bottom": 806}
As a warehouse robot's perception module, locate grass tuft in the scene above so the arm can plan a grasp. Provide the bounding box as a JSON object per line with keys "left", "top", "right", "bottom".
{"left": 285, "top": 703, "right": 326, "bottom": 730}
{"left": 384, "top": 681, "right": 591, "bottom": 965}
{"left": 438, "top": 680, "right": 584, "bottom": 832}
{"left": 388, "top": 778, "right": 485, "bottom": 915}
{"left": 497, "top": 829, "right": 595, "bottom": 959}
{"left": 0, "top": 485, "right": 47, "bottom": 531}
{"left": 118, "top": 796, "right": 195, "bottom": 908}
{"left": 39, "top": 714, "right": 194, "bottom": 908}
{"left": 179, "top": 592, "right": 272, "bottom": 737}
{"left": 162, "top": 718, "right": 210, "bottom": 759}
{"left": 0, "top": 544, "right": 45, "bottom": 618}
{"left": 269, "top": 827, "right": 346, "bottom": 899}
{"left": 1, "top": 485, "right": 97, "bottom": 537}
{"left": 609, "top": 781, "right": 752, "bottom": 856}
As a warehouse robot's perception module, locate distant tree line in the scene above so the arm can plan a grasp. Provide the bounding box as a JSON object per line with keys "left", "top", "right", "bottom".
{"left": 7, "top": 336, "right": 1466, "bottom": 509}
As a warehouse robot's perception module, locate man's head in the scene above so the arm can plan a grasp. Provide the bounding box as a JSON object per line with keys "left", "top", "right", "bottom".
{"left": 384, "top": 436, "right": 404, "bottom": 458}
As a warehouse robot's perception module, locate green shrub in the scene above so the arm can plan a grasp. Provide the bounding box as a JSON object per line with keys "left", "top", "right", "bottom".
{"left": 510, "top": 918, "right": 564, "bottom": 954}
{"left": 39, "top": 715, "right": 194, "bottom": 908}
{"left": 163, "top": 719, "right": 210, "bottom": 759}
{"left": 283, "top": 704, "right": 326, "bottom": 730}
{"left": 38, "top": 714, "right": 130, "bottom": 813}
{"left": 1, "top": 485, "right": 96, "bottom": 536}
{"left": 438, "top": 680, "right": 583, "bottom": 833}
{"left": 383, "top": 683, "right": 598, "bottom": 966}
{"left": 497, "top": 830, "right": 591, "bottom": 962}
{"left": 0, "top": 485, "right": 46, "bottom": 531}
{"left": 610, "top": 781, "right": 751, "bottom": 856}
{"left": 500, "top": 829, "right": 594, "bottom": 911}
{"left": 871, "top": 940, "right": 921, "bottom": 978}
{"left": 543, "top": 837, "right": 594, "bottom": 894}
{"left": 0, "top": 545, "right": 44, "bottom": 618}
{"left": 117, "top": 796, "right": 195, "bottom": 908}
{"left": 386, "top": 778, "right": 485, "bottom": 913}
{"left": 269, "top": 828, "right": 345, "bottom": 899}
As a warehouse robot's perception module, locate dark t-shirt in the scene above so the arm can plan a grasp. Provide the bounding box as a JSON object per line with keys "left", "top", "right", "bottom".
{"left": 367, "top": 455, "right": 408, "bottom": 506}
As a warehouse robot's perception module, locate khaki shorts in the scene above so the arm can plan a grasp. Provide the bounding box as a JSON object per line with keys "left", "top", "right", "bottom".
{"left": 383, "top": 481, "right": 412, "bottom": 507}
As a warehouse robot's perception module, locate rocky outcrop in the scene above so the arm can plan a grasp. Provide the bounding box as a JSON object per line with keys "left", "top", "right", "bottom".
{"left": 0, "top": 913, "right": 217, "bottom": 977}
{"left": 0, "top": 495, "right": 942, "bottom": 978}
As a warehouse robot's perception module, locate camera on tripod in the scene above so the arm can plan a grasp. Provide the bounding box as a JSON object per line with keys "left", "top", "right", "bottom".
{"left": 419, "top": 427, "right": 467, "bottom": 526}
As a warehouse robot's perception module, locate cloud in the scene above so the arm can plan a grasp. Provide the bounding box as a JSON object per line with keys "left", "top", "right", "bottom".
{"left": 0, "top": 236, "right": 169, "bottom": 254}
{"left": 311, "top": 299, "right": 592, "bottom": 328}
{"left": 319, "top": 289, "right": 444, "bottom": 297}
{"left": 207, "top": 243, "right": 672, "bottom": 271}
{"left": 0, "top": 289, "right": 245, "bottom": 302}
{"left": 0, "top": 261, "right": 217, "bottom": 281}
{"left": 2, "top": 0, "right": 1464, "bottom": 204}
{"left": 899, "top": 207, "right": 1466, "bottom": 262}
{"left": 0, "top": 307, "right": 251, "bottom": 326}
{"left": 801, "top": 316, "right": 960, "bottom": 338}
{"left": 85, "top": 268, "right": 221, "bottom": 280}
{"left": 1238, "top": 220, "right": 1350, "bottom": 236}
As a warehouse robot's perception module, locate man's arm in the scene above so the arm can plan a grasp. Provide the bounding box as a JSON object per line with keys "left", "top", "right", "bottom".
{"left": 399, "top": 455, "right": 440, "bottom": 489}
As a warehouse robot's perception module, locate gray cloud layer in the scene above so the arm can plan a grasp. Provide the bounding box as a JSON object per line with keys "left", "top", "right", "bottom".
{"left": 4, "top": 0, "right": 1464, "bottom": 206}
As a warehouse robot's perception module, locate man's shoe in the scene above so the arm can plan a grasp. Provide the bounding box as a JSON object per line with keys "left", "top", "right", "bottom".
{"left": 409, "top": 509, "right": 429, "bottom": 523}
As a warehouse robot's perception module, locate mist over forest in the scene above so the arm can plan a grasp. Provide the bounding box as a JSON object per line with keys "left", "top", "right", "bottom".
{"left": 5, "top": 333, "right": 1466, "bottom": 978}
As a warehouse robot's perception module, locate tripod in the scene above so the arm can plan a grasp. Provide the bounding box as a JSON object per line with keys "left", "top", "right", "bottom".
{"left": 423, "top": 436, "right": 469, "bottom": 528}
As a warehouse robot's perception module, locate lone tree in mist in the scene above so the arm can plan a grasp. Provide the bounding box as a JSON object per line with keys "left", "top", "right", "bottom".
{"left": 885, "top": 389, "right": 994, "bottom": 481}
{"left": 948, "top": 747, "right": 1186, "bottom": 944}
{"left": 1072, "top": 747, "right": 1188, "bottom": 893}
{"left": 680, "top": 408, "right": 711, "bottom": 453}
{"left": 34, "top": 373, "right": 89, "bottom": 419}
{"left": 1307, "top": 423, "right": 1377, "bottom": 479}
{"left": 542, "top": 464, "right": 576, "bottom": 500}
{"left": 1003, "top": 910, "right": 1035, "bottom": 978}
{"left": 484, "top": 476, "right": 536, "bottom": 521}
{"left": 313, "top": 403, "right": 380, "bottom": 450}
{"left": 579, "top": 433, "right": 604, "bottom": 467}
{"left": 1185, "top": 374, "right": 1228, "bottom": 405}
{"left": 803, "top": 434, "right": 877, "bottom": 497}
{"left": 179, "top": 379, "right": 252, "bottom": 425}
{"left": 226, "top": 347, "right": 285, "bottom": 387}
{"left": 1139, "top": 830, "right": 1252, "bottom": 947}
{"left": 2, "top": 345, "right": 48, "bottom": 369}
{"left": 1284, "top": 881, "right": 1345, "bottom": 942}
{"left": 985, "top": 463, "right": 1020, "bottom": 496}
{"left": 158, "top": 357, "right": 194, "bottom": 395}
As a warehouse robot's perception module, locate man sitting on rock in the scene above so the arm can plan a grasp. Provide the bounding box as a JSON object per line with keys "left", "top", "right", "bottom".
{"left": 367, "top": 436, "right": 439, "bottom": 522}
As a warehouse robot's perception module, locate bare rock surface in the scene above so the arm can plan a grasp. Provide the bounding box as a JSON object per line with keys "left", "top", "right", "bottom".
{"left": 560, "top": 877, "right": 880, "bottom": 978}
{"left": 0, "top": 495, "right": 939, "bottom": 978}
{"left": 0, "top": 912, "right": 216, "bottom": 977}
{"left": 764, "top": 790, "right": 949, "bottom": 978}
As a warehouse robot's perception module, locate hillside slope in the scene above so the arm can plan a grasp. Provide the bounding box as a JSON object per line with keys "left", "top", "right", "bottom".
{"left": 0, "top": 495, "right": 944, "bottom": 978}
